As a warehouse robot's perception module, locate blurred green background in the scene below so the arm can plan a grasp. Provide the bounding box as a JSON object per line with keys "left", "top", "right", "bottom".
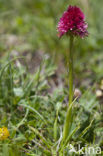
{"left": 0, "top": 0, "right": 103, "bottom": 155}
{"left": 0, "top": 0, "right": 103, "bottom": 81}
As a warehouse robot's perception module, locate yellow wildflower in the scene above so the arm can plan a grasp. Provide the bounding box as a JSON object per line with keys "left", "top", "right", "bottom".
{"left": 0, "top": 127, "right": 9, "bottom": 140}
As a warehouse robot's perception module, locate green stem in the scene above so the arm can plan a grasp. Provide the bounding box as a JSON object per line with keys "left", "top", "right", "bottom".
{"left": 63, "top": 35, "right": 74, "bottom": 141}
{"left": 68, "top": 36, "right": 74, "bottom": 107}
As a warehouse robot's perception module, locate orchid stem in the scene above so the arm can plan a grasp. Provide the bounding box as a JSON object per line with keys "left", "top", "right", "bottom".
{"left": 63, "top": 35, "right": 74, "bottom": 141}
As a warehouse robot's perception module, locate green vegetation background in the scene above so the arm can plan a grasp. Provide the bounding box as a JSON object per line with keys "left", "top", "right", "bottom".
{"left": 0, "top": 0, "right": 103, "bottom": 155}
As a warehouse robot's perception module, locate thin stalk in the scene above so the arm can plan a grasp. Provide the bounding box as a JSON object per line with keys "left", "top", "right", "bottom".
{"left": 62, "top": 35, "right": 74, "bottom": 141}
{"left": 68, "top": 36, "right": 74, "bottom": 106}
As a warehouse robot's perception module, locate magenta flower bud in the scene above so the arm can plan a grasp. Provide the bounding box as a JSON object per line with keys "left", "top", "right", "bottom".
{"left": 57, "top": 5, "right": 88, "bottom": 38}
